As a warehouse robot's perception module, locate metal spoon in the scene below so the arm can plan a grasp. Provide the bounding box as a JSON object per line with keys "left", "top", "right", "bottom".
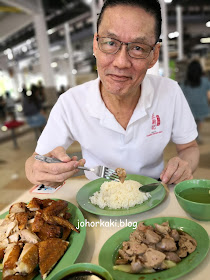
{"left": 139, "top": 182, "right": 169, "bottom": 193}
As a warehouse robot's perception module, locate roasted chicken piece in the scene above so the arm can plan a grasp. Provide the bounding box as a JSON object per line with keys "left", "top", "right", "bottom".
{"left": 15, "top": 243, "right": 38, "bottom": 274}
{"left": 19, "top": 229, "right": 40, "bottom": 244}
{"left": 0, "top": 239, "right": 9, "bottom": 260}
{"left": 39, "top": 238, "right": 69, "bottom": 279}
{"left": 36, "top": 223, "right": 62, "bottom": 240}
{"left": 42, "top": 200, "right": 68, "bottom": 216}
{"left": 3, "top": 270, "right": 39, "bottom": 280}
{"left": 9, "top": 203, "right": 27, "bottom": 214}
{"left": 42, "top": 213, "right": 79, "bottom": 233}
{"left": 3, "top": 244, "right": 22, "bottom": 278}
{"left": 15, "top": 213, "right": 29, "bottom": 230}
{"left": 0, "top": 247, "right": 5, "bottom": 260}
{"left": 1, "top": 198, "right": 79, "bottom": 280}
{"left": 37, "top": 200, "right": 79, "bottom": 233}
{"left": 61, "top": 227, "right": 71, "bottom": 240}
{"left": 27, "top": 198, "right": 54, "bottom": 211}
{"left": 115, "top": 168, "right": 127, "bottom": 183}
{"left": 31, "top": 210, "right": 63, "bottom": 240}
{"left": 31, "top": 210, "right": 44, "bottom": 233}
{"left": 0, "top": 218, "right": 18, "bottom": 242}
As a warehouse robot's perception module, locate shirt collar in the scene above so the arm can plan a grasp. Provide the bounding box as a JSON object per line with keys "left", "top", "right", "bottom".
{"left": 86, "top": 75, "right": 155, "bottom": 131}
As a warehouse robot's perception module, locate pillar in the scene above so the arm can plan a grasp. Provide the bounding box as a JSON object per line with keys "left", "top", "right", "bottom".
{"left": 91, "top": 0, "right": 97, "bottom": 34}
{"left": 176, "top": 5, "right": 184, "bottom": 61}
{"left": 33, "top": 0, "right": 57, "bottom": 106}
{"left": 64, "top": 22, "right": 76, "bottom": 88}
{"left": 160, "top": 0, "right": 169, "bottom": 77}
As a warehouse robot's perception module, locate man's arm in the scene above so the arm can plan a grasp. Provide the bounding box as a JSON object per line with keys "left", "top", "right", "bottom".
{"left": 160, "top": 140, "right": 200, "bottom": 184}
{"left": 25, "top": 146, "right": 85, "bottom": 188}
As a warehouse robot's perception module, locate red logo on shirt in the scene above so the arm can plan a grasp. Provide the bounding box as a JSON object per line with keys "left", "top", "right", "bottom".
{"left": 151, "top": 114, "right": 161, "bottom": 130}
{"left": 147, "top": 113, "right": 162, "bottom": 137}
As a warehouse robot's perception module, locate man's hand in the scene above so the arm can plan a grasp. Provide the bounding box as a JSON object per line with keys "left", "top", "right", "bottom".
{"left": 160, "top": 140, "right": 199, "bottom": 185}
{"left": 160, "top": 157, "right": 193, "bottom": 184}
{"left": 25, "top": 146, "right": 85, "bottom": 188}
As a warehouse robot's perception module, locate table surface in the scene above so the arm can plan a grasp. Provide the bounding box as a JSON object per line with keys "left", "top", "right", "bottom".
{"left": 1, "top": 176, "right": 209, "bottom": 280}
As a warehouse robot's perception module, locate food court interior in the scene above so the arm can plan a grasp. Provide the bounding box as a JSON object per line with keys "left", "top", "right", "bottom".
{"left": 0, "top": 0, "right": 210, "bottom": 211}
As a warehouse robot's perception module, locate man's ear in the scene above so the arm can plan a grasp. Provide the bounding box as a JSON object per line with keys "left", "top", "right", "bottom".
{"left": 93, "top": 33, "right": 98, "bottom": 55}
{"left": 148, "top": 43, "right": 161, "bottom": 69}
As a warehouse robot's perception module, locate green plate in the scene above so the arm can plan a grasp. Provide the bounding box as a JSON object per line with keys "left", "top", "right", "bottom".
{"left": 99, "top": 217, "right": 210, "bottom": 280}
{"left": 76, "top": 174, "right": 166, "bottom": 216}
{"left": 0, "top": 200, "right": 86, "bottom": 280}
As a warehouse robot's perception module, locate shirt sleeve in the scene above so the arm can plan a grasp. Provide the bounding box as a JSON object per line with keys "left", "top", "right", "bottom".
{"left": 171, "top": 83, "right": 198, "bottom": 144}
{"left": 35, "top": 96, "right": 75, "bottom": 155}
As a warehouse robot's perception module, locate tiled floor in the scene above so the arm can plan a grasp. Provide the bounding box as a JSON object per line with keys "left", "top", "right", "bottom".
{"left": 0, "top": 119, "right": 209, "bottom": 211}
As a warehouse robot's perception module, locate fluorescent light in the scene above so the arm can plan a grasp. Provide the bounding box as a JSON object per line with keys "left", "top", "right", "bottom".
{"left": 206, "top": 21, "right": 210, "bottom": 28}
{"left": 84, "top": 0, "right": 92, "bottom": 4}
{"left": 168, "top": 31, "right": 179, "bottom": 39}
{"left": 51, "top": 62, "right": 58, "bottom": 68}
{"left": 22, "top": 46, "right": 27, "bottom": 53}
{"left": 26, "top": 90, "right": 32, "bottom": 96}
{"left": 200, "top": 37, "right": 210, "bottom": 43}
{"left": 63, "top": 53, "right": 69, "bottom": 58}
{"left": 165, "top": 0, "right": 173, "bottom": 3}
{"left": 4, "top": 48, "right": 13, "bottom": 60}
{"left": 47, "top": 28, "right": 56, "bottom": 35}
{"left": 1, "top": 126, "right": 8, "bottom": 132}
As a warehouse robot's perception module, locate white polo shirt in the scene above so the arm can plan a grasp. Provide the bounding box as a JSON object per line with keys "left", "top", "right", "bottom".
{"left": 36, "top": 75, "right": 197, "bottom": 180}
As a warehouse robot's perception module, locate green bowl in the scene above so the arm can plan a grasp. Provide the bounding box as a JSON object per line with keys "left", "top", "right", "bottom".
{"left": 50, "top": 263, "right": 113, "bottom": 280}
{"left": 174, "top": 179, "right": 210, "bottom": 221}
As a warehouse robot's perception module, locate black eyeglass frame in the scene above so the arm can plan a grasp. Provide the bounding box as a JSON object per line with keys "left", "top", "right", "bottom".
{"left": 96, "top": 35, "right": 160, "bottom": 59}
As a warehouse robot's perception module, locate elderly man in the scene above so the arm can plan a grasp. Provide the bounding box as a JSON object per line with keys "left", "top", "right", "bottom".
{"left": 25, "top": 0, "right": 199, "bottom": 187}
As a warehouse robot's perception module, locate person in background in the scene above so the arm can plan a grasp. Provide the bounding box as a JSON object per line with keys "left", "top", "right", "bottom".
{"left": 0, "top": 95, "right": 6, "bottom": 120}
{"left": 22, "top": 84, "right": 46, "bottom": 139}
{"left": 37, "top": 80, "right": 47, "bottom": 112}
{"left": 180, "top": 60, "right": 210, "bottom": 144}
{"left": 25, "top": 0, "right": 199, "bottom": 188}
{"left": 57, "top": 85, "right": 66, "bottom": 97}
{"left": 5, "top": 91, "right": 16, "bottom": 120}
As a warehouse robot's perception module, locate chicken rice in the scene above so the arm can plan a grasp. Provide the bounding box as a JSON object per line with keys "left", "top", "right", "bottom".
{"left": 89, "top": 180, "right": 151, "bottom": 209}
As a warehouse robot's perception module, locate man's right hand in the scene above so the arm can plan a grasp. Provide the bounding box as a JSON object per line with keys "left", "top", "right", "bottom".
{"left": 25, "top": 146, "right": 85, "bottom": 188}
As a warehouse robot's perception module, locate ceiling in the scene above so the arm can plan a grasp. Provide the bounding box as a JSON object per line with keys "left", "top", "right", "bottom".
{"left": 0, "top": 0, "right": 209, "bottom": 61}
{"left": 0, "top": 0, "right": 91, "bottom": 52}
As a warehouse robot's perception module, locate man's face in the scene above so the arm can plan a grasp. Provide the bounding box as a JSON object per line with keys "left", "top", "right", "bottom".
{"left": 93, "top": 5, "right": 160, "bottom": 98}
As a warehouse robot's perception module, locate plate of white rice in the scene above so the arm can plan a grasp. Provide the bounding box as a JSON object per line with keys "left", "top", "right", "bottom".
{"left": 89, "top": 180, "right": 151, "bottom": 209}
{"left": 76, "top": 174, "right": 166, "bottom": 216}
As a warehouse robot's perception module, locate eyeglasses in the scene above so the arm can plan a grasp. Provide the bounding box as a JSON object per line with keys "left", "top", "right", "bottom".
{"left": 96, "top": 35, "right": 157, "bottom": 59}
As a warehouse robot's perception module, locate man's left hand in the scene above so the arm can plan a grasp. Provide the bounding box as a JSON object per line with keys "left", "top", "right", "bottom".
{"left": 160, "top": 156, "right": 193, "bottom": 185}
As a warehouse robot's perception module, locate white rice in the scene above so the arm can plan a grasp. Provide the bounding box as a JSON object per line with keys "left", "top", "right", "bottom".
{"left": 89, "top": 180, "right": 151, "bottom": 209}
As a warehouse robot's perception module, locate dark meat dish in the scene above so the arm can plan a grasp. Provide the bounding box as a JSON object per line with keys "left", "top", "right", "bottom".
{"left": 114, "top": 221, "right": 197, "bottom": 273}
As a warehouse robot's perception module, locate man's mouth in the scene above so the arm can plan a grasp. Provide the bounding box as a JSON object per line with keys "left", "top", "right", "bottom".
{"left": 108, "top": 74, "right": 131, "bottom": 81}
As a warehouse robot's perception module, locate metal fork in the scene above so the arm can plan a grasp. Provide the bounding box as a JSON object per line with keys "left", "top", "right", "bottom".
{"left": 35, "top": 155, "right": 119, "bottom": 181}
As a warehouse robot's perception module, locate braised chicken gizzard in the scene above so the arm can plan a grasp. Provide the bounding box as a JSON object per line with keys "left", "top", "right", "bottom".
{"left": 115, "top": 221, "right": 197, "bottom": 273}
{"left": 0, "top": 198, "right": 79, "bottom": 280}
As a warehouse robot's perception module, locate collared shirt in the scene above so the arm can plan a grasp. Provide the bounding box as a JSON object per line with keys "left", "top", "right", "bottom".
{"left": 36, "top": 75, "right": 197, "bottom": 180}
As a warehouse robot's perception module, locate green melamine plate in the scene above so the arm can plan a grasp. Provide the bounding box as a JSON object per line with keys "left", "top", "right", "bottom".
{"left": 76, "top": 174, "right": 166, "bottom": 216}
{"left": 0, "top": 200, "right": 86, "bottom": 280}
{"left": 99, "top": 217, "right": 210, "bottom": 280}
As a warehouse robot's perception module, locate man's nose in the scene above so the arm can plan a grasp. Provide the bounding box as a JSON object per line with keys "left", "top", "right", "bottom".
{"left": 112, "top": 44, "right": 131, "bottom": 68}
